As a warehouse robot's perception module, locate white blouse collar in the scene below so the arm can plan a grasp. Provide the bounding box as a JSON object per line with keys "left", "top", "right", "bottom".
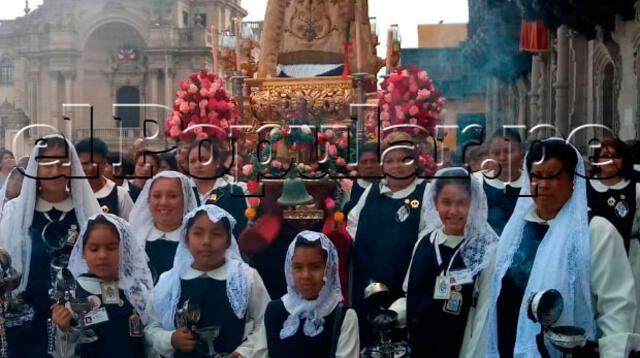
{"left": 35, "top": 195, "right": 73, "bottom": 213}
{"left": 379, "top": 178, "right": 424, "bottom": 198}
{"left": 77, "top": 275, "right": 120, "bottom": 295}
{"left": 147, "top": 225, "right": 182, "bottom": 242}
{"left": 589, "top": 177, "right": 631, "bottom": 192}
{"left": 181, "top": 263, "right": 226, "bottom": 281}
{"left": 94, "top": 179, "right": 116, "bottom": 199}
{"left": 525, "top": 206, "right": 554, "bottom": 226}
{"left": 431, "top": 228, "right": 465, "bottom": 249}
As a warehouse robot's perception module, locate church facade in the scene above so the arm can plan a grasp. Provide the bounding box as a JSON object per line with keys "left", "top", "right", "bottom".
{"left": 0, "top": 0, "right": 247, "bottom": 156}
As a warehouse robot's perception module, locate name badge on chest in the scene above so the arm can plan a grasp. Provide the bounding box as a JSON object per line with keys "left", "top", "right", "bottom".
{"left": 449, "top": 269, "right": 474, "bottom": 286}
{"left": 84, "top": 307, "right": 109, "bottom": 326}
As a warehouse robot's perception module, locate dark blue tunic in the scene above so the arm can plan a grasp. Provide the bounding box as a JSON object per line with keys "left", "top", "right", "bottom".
{"left": 482, "top": 179, "right": 520, "bottom": 236}
{"left": 6, "top": 208, "right": 78, "bottom": 358}
{"left": 352, "top": 180, "right": 427, "bottom": 343}
{"left": 497, "top": 221, "right": 550, "bottom": 357}
{"left": 175, "top": 277, "right": 245, "bottom": 358}
{"left": 263, "top": 299, "right": 347, "bottom": 358}
{"left": 96, "top": 184, "right": 120, "bottom": 217}
{"left": 145, "top": 239, "right": 179, "bottom": 283}
{"left": 203, "top": 184, "right": 248, "bottom": 237}
{"left": 587, "top": 180, "right": 636, "bottom": 253}
{"left": 406, "top": 232, "right": 474, "bottom": 357}
{"left": 342, "top": 181, "right": 368, "bottom": 218}
{"left": 73, "top": 276, "right": 145, "bottom": 358}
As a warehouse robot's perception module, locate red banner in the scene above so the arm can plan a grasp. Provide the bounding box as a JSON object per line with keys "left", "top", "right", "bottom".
{"left": 520, "top": 20, "right": 549, "bottom": 52}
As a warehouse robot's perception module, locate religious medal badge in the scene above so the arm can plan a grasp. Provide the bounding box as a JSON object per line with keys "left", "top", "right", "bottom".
{"left": 433, "top": 275, "right": 451, "bottom": 300}
{"left": 614, "top": 199, "right": 629, "bottom": 218}
{"left": 395, "top": 198, "right": 419, "bottom": 223}
{"left": 100, "top": 282, "right": 120, "bottom": 305}
{"left": 129, "top": 311, "right": 143, "bottom": 337}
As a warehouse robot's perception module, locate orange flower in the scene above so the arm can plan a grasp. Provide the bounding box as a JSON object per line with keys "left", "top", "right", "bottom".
{"left": 333, "top": 211, "right": 345, "bottom": 223}
{"left": 245, "top": 207, "right": 257, "bottom": 220}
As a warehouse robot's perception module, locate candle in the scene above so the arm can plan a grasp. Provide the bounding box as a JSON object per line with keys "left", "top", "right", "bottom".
{"left": 234, "top": 17, "right": 242, "bottom": 73}
{"left": 385, "top": 26, "right": 394, "bottom": 74}
{"left": 211, "top": 25, "right": 219, "bottom": 76}
{"left": 355, "top": 0, "right": 363, "bottom": 72}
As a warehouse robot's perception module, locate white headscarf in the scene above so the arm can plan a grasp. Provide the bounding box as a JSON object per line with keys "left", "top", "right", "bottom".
{"left": 128, "top": 171, "right": 199, "bottom": 244}
{"left": 422, "top": 167, "right": 498, "bottom": 279}
{"left": 280, "top": 231, "right": 343, "bottom": 339}
{"left": 0, "top": 167, "right": 24, "bottom": 219}
{"left": 0, "top": 134, "right": 100, "bottom": 293}
{"left": 67, "top": 213, "right": 154, "bottom": 323}
{"left": 152, "top": 204, "right": 250, "bottom": 330}
{"left": 485, "top": 138, "right": 595, "bottom": 357}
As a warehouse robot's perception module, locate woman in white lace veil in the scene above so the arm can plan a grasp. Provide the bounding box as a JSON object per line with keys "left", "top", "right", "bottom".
{"left": 128, "top": 170, "right": 199, "bottom": 244}
{"left": 151, "top": 204, "right": 250, "bottom": 329}
{"left": 0, "top": 167, "right": 24, "bottom": 220}
{"left": 67, "top": 213, "right": 154, "bottom": 323}
{"left": 479, "top": 138, "right": 596, "bottom": 357}
{"left": 128, "top": 170, "right": 199, "bottom": 281}
{"left": 421, "top": 167, "right": 498, "bottom": 279}
{"left": 280, "top": 230, "right": 343, "bottom": 339}
{"left": 0, "top": 134, "right": 100, "bottom": 292}
{"left": 0, "top": 134, "right": 100, "bottom": 357}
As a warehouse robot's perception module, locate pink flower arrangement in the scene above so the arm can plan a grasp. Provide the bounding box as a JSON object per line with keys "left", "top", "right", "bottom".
{"left": 165, "top": 69, "right": 239, "bottom": 142}
{"left": 367, "top": 65, "right": 445, "bottom": 140}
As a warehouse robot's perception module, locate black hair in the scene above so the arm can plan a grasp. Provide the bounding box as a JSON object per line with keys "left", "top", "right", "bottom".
{"left": 525, "top": 140, "right": 578, "bottom": 181}
{"left": 488, "top": 128, "right": 524, "bottom": 152}
{"left": 358, "top": 142, "right": 379, "bottom": 159}
{"left": 591, "top": 137, "right": 634, "bottom": 180}
{"left": 105, "top": 151, "right": 121, "bottom": 166}
{"left": 82, "top": 215, "right": 120, "bottom": 250}
{"left": 188, "top": 139, "right": 221, "bottom": 163}
{"left": 75, "top": 137, "right": 109, "bottom": 158}
{"left": 122, "top": 155, "right": 135, "bottom": 175}
{"left": 159, "top": 152, "right": 178, "bottom": 171}
{"left": 134, "top": 150, "right": 161, "bottom": 167}
{"left": 433, "top": 167, "right": 472, "bottom": 198}
{"left": 184, "top": 209, "right": 231, "bottom": 242}
{"left": 294, "top": 237, "right": 328, "bottom": 263}
{"left": 36, "top": 136, "right": 68, "bottom": 157}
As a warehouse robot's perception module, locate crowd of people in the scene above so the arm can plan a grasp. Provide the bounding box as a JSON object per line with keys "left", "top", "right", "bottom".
{"left": 0, "top": 130, "right": 639, "bottom": 358}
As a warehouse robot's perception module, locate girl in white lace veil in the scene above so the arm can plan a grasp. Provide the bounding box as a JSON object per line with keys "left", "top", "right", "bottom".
{"left": 421, "top": 167, "right": 498, "bottom": 278}
{"left": 0, "top": 134, "right": 100, "bottom": 293}
{"left": 128, "top": 170, "right": 200, "bottom": 245}
{"left": 67, "top": 213, "right": 154, "bottom": 323}
{"left": 151, "top": 204, "right": 250, "bottom": 330}
{"left": 484, "top": 138, "right": 596, "bottom": 357}
{"left": 279, "top": 231, "right": 343, "bottom": 339}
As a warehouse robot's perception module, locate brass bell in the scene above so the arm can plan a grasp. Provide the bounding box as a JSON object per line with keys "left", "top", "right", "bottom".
{"left": 277, "top": 176, "right": 313, "bottom": 206}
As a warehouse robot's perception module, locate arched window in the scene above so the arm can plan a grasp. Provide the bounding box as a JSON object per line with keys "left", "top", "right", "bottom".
{"left": 0, "top": 57, "right": 13, "bottom": 85}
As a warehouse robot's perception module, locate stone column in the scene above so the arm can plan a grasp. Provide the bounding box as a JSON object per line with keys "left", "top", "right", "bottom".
{"left": 63, "top": 73, "right": 72, "bottom": 104}
{"left": 150, "top": 69, "right": 159, "bottom": 120}
{"left": 554, "top": 25, "right": 570, "bottom": 137}
{"left": 49, "top": 71, "right": 59, "bottom": 128}
{"left": 529, "top": 55, "right": 541, "bottom": 128}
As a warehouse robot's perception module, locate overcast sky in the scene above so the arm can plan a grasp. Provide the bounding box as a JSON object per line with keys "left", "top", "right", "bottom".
{"left": 1, "top": 0, "right": 468, "bottom": 53}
